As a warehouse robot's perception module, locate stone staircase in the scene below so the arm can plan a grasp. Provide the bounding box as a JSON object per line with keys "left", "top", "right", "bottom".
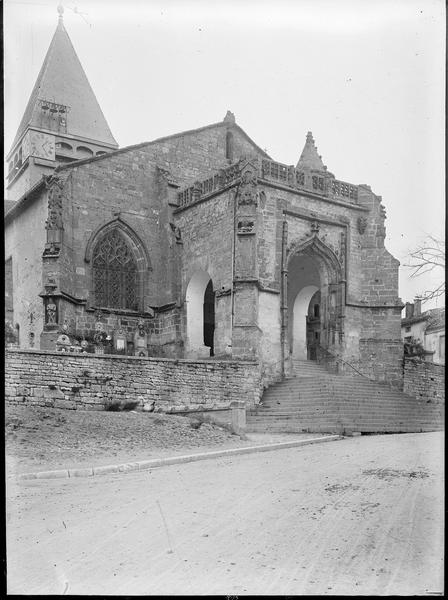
{"left": 247, "top": 359, "right": 444, "bottom": 434}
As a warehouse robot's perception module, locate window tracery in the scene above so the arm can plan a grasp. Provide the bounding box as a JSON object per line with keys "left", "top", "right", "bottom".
{"left": 92, "top": 229, "right": 138, "bottom": 310}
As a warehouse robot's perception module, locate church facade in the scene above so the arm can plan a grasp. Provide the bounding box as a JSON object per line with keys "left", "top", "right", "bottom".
{"left": 5, "top": 10, "right": 404, "bottom": 389}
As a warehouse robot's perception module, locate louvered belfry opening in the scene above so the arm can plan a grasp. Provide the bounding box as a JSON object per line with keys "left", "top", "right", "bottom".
{"left": 92, "top": 229, "right": 138, "bottom": 310}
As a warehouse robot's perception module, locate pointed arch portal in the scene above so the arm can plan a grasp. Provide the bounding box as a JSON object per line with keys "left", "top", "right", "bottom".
{"left": 286, "top": 234, "right": 344, "bottom": 361}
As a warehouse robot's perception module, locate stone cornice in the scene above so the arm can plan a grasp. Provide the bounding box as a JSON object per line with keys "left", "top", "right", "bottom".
{"left": 267, "top": 180, "right": 369, "bottom": 211}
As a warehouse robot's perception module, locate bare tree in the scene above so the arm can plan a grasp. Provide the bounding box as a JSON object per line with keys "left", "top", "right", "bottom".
{"left": 404, "top": 235, "right": 445, "bottom": 301}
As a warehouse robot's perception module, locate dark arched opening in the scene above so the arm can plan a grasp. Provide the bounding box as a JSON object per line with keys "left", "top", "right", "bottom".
{"left": 203, "top": 280, "right": 215, "bottom": 356}
{"left": 306, "top": 290, "right": 321, "bottom": 360}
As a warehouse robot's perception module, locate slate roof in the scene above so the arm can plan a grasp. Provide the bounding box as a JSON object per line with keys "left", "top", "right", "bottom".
{"left": 402, "top": 307, "right": 445, "bottom": 331}
{"left": 8, "top": 14, "right": 118, "bottom": 157}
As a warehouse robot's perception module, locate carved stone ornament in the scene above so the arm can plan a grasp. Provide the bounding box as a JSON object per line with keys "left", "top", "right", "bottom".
{"left": 310, "top": 220, "right": 320, "bottom": 234}
{"left": 157, "top": 166, "right": 177, "bottom": 186}
{"left": 357, "top": 216, "right": 368, "bottom": 234}
{"left": 192, "top": 181, "right": 202, "bottom": 202}
{"left": 43, "top": 176, "right": 65, "bottom": 256}
{"left": 339, "top": 232, "right": 346, "bottom": 270}
{"left": 45, "top": 177, "right": 64, "bottom": 231}
{"left": 93, "top": 320, "right": 106, "bottom": 345}
{"left": 237, "top": 166, "right": 258, "bottom": 207}
{"left": 237, "top": 219, "right": 255, "bottom": 234}
{"left": 56, "top": 333, "right": 71, "bottom": 352}
{"left": 377, "top": 223, "right": 386, "bottom": 238}
{"left": 134, "top": 318, "right": 148, "bottom": 357}
{"left": 44, "top": 277, "right": 57, "bottom": 295}
{"left": 45, "top": 298, "right": 58, "bottom": 324}
{"left": 170, "top": 222, "right": 182, "bottom": 242}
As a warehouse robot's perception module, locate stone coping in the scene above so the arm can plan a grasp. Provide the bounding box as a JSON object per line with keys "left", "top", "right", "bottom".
{"left": 15, "top": 435, "right": 341, "bottom": 481}
{"left": 5, "top": 348, "right": 258, "bottom": 366}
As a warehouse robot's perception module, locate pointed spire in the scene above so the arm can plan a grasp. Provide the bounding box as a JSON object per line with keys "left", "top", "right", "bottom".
{"left": 296, "top": 131, "right": 327, "bottom": 171}
{"left": 8, "top": 10, "right": 117, "bottom": 156}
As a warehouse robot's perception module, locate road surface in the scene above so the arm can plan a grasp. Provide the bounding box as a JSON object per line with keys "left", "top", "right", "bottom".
{"left": 6, "top": 432, "right": 444, "bottom": 595}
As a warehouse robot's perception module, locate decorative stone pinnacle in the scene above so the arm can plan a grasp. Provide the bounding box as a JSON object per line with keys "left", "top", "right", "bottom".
{"left": 223, "top": 110, "right": 236, "bottom": 124}
{"left": 297, "top": 131, "right": 326, "bottom": 171}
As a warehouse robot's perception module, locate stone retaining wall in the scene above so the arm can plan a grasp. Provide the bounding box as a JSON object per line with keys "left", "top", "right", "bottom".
{"left": 403, "top": 357, "right": 445, "bottom": 403}
{"left": 5, "top": 349, "right": 261, "bottom": 412}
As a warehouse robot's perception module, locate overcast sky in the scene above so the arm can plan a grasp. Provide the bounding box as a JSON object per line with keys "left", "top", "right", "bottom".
{"left": 4, "top": 0, "right": 445, "bottom": 309}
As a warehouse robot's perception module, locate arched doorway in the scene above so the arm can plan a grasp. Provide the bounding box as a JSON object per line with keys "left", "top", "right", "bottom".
{"left": 291, "top": 284, "right": 320, "bottom": 359}
{"left": 286, "top": 235, "right": 344, "bottom": 362}
{"left": 288, "top": 253, "right": 321, "bottom": 360}
{"left": 203, "top": 280, "right": 215, "bottom": 355}
{"left": 185, "top": 270, "right": 215, "bottom": 357}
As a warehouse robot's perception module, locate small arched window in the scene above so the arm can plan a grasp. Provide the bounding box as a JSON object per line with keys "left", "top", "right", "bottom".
{"left": 92, "top": 229, "right": 138, "bottom": 310}
{"left": 77, "top": 146, "right": 94, "bottom": 157}
{"left": 313, "top": 304, "right": 320, "bottom": 318}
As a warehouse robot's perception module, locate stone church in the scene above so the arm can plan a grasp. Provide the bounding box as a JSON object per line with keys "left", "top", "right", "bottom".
{"left": 4, "top": 9, "right": 404, "bottom": 389}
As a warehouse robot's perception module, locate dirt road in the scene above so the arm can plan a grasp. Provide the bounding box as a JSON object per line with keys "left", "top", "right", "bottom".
{"left": 6, "top": 432, "right": 444, "bottom": 595}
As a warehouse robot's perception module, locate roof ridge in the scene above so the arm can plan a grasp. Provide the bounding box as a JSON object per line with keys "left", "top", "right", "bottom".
{"left": 56, "top": 121, "right": 271, "bottom": 172}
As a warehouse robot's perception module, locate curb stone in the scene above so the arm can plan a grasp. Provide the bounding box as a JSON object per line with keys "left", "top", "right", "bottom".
{"left": 16, "top": 435, "right": 342, "bottom": 481}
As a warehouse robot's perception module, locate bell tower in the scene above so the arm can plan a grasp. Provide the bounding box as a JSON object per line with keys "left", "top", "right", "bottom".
{"left": 5, "top": 5, "right": 118, "bottom": 201}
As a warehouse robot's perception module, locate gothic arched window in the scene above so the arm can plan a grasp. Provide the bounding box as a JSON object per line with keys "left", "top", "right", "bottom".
{"left": 92, "top": 229, "right": 138, "bottom": 310}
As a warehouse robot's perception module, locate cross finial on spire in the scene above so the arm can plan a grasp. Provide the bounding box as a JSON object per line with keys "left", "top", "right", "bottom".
{"left": 57, "top": 4, "right": 64, "bottom": 22}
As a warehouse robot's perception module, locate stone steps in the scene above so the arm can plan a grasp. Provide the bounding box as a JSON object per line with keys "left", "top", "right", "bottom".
{"left": 247, "top": 360, "right": 443, "bottom": 434}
